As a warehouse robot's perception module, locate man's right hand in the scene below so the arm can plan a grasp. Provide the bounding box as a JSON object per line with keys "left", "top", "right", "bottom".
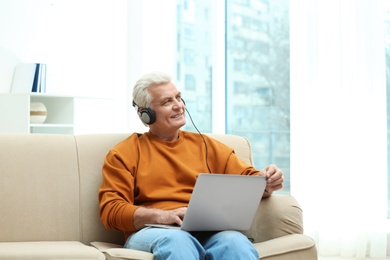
{"left": 133, "top": 206, "right": 187, "bottom": 230}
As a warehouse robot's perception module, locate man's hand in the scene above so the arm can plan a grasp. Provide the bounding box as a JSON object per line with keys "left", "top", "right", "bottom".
{"left": 157, "top": 207, "right": 187, "bottom": 226}
{"left": 261, "top": 164, "right": 284, "bottom": 197}
{"left": 133, "top": 207, "right": 187, "bottom": 230}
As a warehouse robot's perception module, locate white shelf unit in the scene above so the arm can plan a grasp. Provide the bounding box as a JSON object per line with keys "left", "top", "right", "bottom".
{"left": 0, "top": 93, "right": 75, "bottom": 134}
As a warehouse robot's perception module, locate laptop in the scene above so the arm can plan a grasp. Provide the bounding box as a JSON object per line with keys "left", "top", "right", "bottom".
{"left": 145, "top": 173, "right": 266, "bottom": 231}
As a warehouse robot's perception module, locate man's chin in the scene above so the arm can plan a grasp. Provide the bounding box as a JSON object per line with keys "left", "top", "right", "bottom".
{"left": 179, "top": 121, "right": 186, "bottom": 127}
{"left": 177, "top": 119, "right": 186, "bottom": 128}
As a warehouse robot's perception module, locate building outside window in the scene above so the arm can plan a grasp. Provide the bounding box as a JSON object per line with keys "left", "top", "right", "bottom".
{"left": 177, "top": 0, "right": 213, "bottom": 133}
{"left": 177, "top": 0, "right": 290, "bottom": 194}
{"left": 226, "top": 0, "right": 290, "bottom": 193}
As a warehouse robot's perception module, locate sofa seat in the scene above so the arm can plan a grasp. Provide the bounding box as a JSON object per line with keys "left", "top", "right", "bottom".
{"left": 0, "top": 241, "right": 104, "bottom": 259}
{"left": 91, "top": 234, "right": 317, "bottom": 260}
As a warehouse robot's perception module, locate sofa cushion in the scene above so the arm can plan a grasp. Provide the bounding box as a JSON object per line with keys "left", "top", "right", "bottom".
{"left": 0, "top": 134, "right": 80, "bottom": 242}
{"left": 0, "top": 241, "right": 105, "bottom": 259}
{"left": 91, "top": 235, "right": 317, "bottom": 260}
{"left": 91, "top": 241, "right": 154, "bottom": 260}
{"left": 75, "top": 134, "right": 129, "bottom": 245}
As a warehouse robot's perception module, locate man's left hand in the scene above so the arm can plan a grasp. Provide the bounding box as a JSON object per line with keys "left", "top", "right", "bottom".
{"left": 261, "top": 164, "right": 284, "bottom": 197}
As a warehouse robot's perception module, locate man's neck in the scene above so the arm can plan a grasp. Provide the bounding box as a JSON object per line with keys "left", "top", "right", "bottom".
{"left": 149, "top": 129, "right": 180, "bottom": 142}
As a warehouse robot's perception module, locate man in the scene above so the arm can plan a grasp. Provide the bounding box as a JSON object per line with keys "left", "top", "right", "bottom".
{"left": 98, "top": 72, "right": 284, "bottom": 260}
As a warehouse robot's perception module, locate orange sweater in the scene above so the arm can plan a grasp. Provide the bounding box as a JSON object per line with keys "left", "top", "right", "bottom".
{"left": 98, "top": 130, "right": 259, "bottom": 240}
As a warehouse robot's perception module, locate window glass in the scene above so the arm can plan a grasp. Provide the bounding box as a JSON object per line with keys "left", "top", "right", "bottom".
{"left": 176, "top": 0, "right": 213, "bottom": 133}
{"left": 226, "top": 0, "right": 290, "bottom": 193}
{"left": 176, "top": 0, "right": 290, "bottom": 193}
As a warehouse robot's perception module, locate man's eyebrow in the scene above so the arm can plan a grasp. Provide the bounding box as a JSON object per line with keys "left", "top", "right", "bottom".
{"left": 159, "top": 96, "right": 172, "bottom": 102}
{"left": 155, "top": 96, "right": 172, "bottom": 105}
{"left": 158, "top": 93, "right": 182, "bottom": 103}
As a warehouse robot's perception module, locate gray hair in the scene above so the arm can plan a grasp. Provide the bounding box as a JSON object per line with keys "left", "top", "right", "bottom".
{"left": 132, "top": 72, "right": 172, "bottom": 108}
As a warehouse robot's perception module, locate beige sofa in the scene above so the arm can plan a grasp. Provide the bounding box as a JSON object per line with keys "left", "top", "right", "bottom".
{"left": 0, "top": 133, "right": 317, "bottom": 259}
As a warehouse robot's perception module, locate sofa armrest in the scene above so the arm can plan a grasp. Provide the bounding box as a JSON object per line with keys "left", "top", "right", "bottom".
{"left": 242, "top": 194, "right": 304, "bottom": 243}
{"left": 253, "top": 234, "right": 317, "bottom": 260}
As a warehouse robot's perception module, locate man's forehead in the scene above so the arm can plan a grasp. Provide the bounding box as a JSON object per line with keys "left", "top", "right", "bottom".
{"left": 150, "top": 84, "right": 181, "bottom": 99}
{"left": 153, "top": 91, "right": 181, "bottom": 103}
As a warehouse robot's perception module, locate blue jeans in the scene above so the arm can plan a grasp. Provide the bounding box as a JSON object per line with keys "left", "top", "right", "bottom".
{"left": 124, "top": 227, "right": 259, "bottom": 260}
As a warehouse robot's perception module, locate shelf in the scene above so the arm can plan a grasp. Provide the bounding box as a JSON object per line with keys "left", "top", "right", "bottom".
{"left": 0, "top": 93, "right": 114, "bottom": 134}
{"left": 0, "top": 93, "right": 75, "bottom": 134}
{"left": 30, "top": 123, "right": 74, "bottom": 128}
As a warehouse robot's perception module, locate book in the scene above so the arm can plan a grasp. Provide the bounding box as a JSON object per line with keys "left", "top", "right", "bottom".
{"left": 39, "top": 64, "right": 46, "bottom": 93}
{"left": 11, "top": 63, "right": 47, "bottom": 93}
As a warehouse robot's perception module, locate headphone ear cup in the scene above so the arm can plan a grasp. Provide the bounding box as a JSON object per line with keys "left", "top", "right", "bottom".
{"left": 140, "top": 108, "right": 156, "bottom": 125}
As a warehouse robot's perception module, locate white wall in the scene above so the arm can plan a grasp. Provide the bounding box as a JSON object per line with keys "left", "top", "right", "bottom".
{"left": 290, "top": 0, "right": 388, "bottom": 256}
{"left": 0, "top": 0, "right": 129, "bottom": 133}
{"left": 127, "top": 0, "right": 178, "bottom": 133}
{"left": 0, "top": 0, "right": 226, "bottom": 134}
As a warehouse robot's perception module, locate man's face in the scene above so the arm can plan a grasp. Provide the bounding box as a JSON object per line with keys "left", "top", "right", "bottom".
{"left": 148, "top": 82, "right": 186, "bottom": 134}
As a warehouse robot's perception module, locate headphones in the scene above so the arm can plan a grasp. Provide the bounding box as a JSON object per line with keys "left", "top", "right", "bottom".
{"left": 132, "top": 98, "right": 186, "bottom": 125}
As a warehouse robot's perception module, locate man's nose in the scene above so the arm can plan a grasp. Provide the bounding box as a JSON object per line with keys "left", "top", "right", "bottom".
{"left": 173, "top": 99, "right": 183, "bottom": 109}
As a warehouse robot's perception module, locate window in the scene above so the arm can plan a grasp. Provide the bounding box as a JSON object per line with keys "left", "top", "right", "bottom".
{"left": 226, "top": 0, "right": 290, "bottom": 193}
{"left": 177, "top": 0, "right": 213, "bottom": 133}
{"left": 176, "top": 0, "right": 290, "bottom": 192}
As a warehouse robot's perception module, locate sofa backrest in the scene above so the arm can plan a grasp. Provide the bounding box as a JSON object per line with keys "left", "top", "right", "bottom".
{"left": 0, "top": 132, "right": 254, "bottom": 245}
{"left": 75, "top": 133, "right": 129, "bottom": 245}
{"left": 205, "top": 133, "right": 253, "bottom": 166}
{"left": 0, "top": 134, "right": 81, "bottom": 242}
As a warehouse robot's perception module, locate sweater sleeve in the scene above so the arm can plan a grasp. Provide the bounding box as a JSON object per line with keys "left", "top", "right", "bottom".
{"left": 225, "top": 150, "right": 260, "bottom": 175}
{"left": 98, "top": 148, "right": 139, "bottom": 233}
{"left": 204, "top": 135, "right": 260, "bottom": 176}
